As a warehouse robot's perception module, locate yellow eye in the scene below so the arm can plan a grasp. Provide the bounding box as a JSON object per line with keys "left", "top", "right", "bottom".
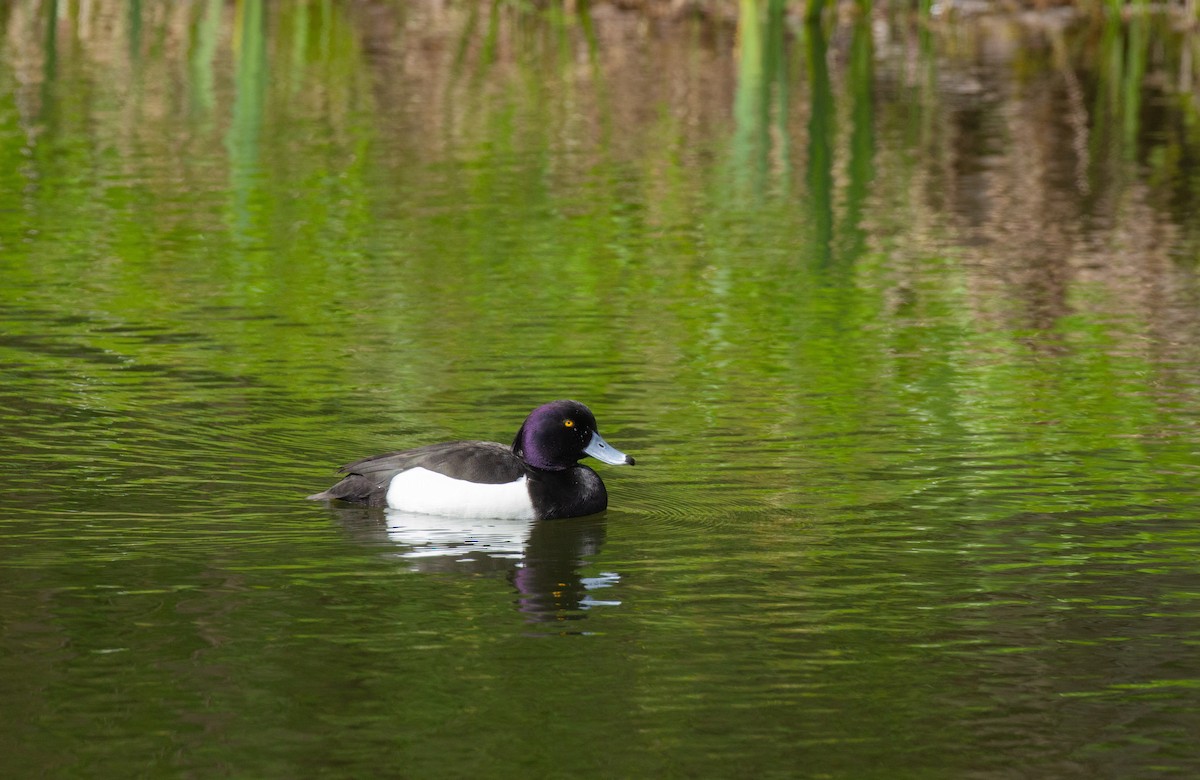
{"left": 564, "top": 419, "right": 575, "bottom": 428}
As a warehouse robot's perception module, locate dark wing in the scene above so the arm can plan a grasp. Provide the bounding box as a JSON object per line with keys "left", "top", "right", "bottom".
{"left": 307, "top": 441, "right": 525, "bottom": 507}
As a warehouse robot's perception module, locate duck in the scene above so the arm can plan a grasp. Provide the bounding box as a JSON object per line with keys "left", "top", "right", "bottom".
{"left": 307, "top": 400, "right": 634, "bottom": 520}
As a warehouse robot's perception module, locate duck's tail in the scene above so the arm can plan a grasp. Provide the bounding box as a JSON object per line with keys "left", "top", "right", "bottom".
{"left": 307, "top": 473, "right": 385, "bottom": 505}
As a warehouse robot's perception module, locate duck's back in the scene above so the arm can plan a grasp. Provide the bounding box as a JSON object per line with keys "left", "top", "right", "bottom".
{"left": 308, "top": 441, "right": 526, "bottom": 508}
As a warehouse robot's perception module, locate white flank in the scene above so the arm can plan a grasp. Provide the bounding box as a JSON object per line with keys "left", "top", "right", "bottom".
{"left": 385, "top": 468, "right": 536, "bottom": 520}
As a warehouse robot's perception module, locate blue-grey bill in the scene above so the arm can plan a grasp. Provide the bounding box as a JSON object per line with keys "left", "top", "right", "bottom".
{"left": 584, "top": 431, "right": 635, "bottom": 466}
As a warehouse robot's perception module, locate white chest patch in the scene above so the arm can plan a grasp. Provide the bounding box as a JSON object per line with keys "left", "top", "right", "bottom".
{"left": 385, "top": 467, "right": 536, "bottom": 520}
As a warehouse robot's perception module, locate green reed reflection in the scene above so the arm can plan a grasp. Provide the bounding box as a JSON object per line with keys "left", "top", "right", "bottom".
{"left": 729, "top": 9, "right": 874, "bottom": 268}
{"left": 41, "top": 0, "right": 57, "bottom": 85}
{"left": 229, "top": 0, "right": 266, "bottom": 232}
{"left": 1121, "top": 16, "right": 1149, "bottom": 153}
{"left": 188, "top": 0, "right": 222, "bottom": 117}
{"left": 804, "top": 20, "right": 834, "bottom": 265}
{"left": 731, "top": 0, "right": 766, "bottom": 198}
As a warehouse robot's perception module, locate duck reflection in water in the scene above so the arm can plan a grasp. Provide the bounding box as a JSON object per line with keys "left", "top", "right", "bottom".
{"left": 330, "top": 505, "right": 617, "bottom": 623}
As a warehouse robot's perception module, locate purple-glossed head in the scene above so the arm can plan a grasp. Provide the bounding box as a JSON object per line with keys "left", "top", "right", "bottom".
{"left": 511, "top": 400, "right": 635, "bottom": 471}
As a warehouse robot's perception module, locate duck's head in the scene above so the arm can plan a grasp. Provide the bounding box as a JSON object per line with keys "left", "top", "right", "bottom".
{"left": 512, "top": 400, "right": 635, "bottom": 471}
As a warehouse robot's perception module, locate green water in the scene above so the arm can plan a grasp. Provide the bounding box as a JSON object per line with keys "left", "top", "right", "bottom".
{"left": 4, "top": 2, "right": 1200, "bottom": 777}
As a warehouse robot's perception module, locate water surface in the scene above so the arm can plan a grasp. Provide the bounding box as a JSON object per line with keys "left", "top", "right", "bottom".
{"left": 3, "top": 3, "right": 1200, "bottom": 777}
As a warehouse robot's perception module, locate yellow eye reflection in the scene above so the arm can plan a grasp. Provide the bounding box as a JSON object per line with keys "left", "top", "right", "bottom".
{"left": 563, "top": 419, "right": 575, "bottom": 428}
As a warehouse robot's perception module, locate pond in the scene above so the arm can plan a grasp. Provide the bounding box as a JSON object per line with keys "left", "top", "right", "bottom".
{"left": 3, "top": 1, "right": 1200, "bottom": 777}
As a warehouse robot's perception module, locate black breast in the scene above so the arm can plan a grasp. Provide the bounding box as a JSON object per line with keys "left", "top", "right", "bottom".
{"left": 526, "top": 465, "right": 608, "bottom": 520}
